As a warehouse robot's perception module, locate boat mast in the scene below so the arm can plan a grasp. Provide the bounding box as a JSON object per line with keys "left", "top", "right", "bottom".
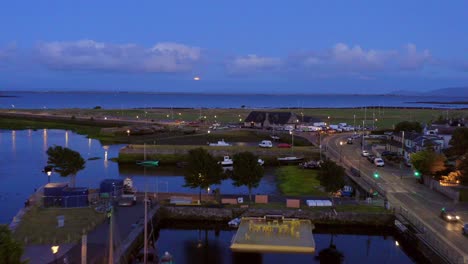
{"left": 144, "top": 191, "right": 148, "bottom": 264}
{"left": 108, "top": 207, "right": 114, "bottom": 264}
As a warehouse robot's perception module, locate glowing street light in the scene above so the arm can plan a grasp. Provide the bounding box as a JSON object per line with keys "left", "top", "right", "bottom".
{"left": 43, "top": 166, "right": 53, "bottom": 183}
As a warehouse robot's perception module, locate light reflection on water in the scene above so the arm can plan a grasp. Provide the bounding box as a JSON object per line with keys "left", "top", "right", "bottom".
{"left": 154, "top": 227, "right": 416, "bottom": 264}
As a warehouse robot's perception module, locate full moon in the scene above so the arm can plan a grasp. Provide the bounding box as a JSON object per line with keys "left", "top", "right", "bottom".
{"left": 193, "top": 76, "right": 200, "bottom": 81}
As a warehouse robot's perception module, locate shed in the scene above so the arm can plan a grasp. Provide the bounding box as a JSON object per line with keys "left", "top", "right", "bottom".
{"left": 62, "top": 187, "right": 89, "bottom": 208}
{"left": 43, "top": 182, "right": 68, "bottom": 207}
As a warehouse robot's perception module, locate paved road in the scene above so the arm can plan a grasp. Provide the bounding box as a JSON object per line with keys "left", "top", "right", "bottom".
{"left": 323, "top": 133, "right": 468, "bottom": 263}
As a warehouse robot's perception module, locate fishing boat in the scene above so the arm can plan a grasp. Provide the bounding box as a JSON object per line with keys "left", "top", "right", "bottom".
{"left": 136, "top": 160, "right": 159, "bottom": 167}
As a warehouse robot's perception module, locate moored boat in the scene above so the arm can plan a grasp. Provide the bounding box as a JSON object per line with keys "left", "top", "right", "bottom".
{"left": 219, "top": 156, "right": 234, "bottom": 166}
{"left": 136, "top": 160, "right": 159, "bottom": 167}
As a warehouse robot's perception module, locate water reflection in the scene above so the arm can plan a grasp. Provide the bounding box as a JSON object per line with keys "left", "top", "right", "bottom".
{"left": 155, "top": 226, "right": 415, "bottom": 264}
{"left": 118, "top": 164, "right": 279, "bottom": 195}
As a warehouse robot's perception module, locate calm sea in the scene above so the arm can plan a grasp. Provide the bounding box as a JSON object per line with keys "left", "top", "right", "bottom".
{"left": 1, "top": 91, "right": 467, "bottom": 109}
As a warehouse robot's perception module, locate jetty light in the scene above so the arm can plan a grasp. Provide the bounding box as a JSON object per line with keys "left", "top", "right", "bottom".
{"left": 51, "top": 245, "right": 59, "bottom": 254}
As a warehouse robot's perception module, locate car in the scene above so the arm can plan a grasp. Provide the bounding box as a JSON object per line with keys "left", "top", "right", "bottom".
{"left": 374, "top": 158, "right": 385, "bottom": 167}
{"left": 463, "top": 223, "right": 468, "bottom": 235}
{"left": 367, "top": 154, "right": 376, "bottom": 163}
{"left": 440, "top": 208, "right": 460, "bottom": 222}
{"left": 118, "top": 197, "right": 135, "bottom": 207}
{"left": 361, "top": 150, "right": 370, "bottom": 157}
{"left": 259, "top": 140, "right": 273, "bottom": 148}
{"left": 381, "top": 151, "right": 397, "bottom": 157}
{"left": 277, "top": 143, "right": 292, "bottom": 148}
{"left": 346, "top": 138, "right": 353, "bottom": 144}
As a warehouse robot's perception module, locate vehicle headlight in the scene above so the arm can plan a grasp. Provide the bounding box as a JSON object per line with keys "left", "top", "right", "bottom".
{"left": 447, "top": 216, "right": 452, "bottom": 219}
{"left": 456, "top": 216, "right": 460, "bottom": 220}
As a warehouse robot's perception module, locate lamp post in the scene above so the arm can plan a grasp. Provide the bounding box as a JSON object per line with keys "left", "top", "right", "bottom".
{"left": 339, "top": 141, "right": 343, "bottom": 162}
{"left": 43, "top": 166, "right": 53, "bottom": 183}
{"left": 51, "top": 245, "right": 59, "bottom": 264}
{"left": 289, "top": 130, "right": 294, "bottom": 154}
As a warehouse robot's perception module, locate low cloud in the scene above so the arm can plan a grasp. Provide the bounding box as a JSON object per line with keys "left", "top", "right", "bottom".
{"left": 36, "top": 40, "right": 201, "bottom": 73}
{"left": 226, "top": 54, "right": 281, "bottom": 74}
{"left": 296, "top": 43, "right": 431, "bottom": 74}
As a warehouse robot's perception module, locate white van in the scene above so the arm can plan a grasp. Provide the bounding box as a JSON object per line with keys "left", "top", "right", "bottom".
{"left": 259, "top": 140, "right": 273, "bottom": 148}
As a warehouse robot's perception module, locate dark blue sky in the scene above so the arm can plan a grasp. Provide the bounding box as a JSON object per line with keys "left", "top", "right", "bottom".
{"left": 0, "top": 1, "right": 467, "bottom": 93}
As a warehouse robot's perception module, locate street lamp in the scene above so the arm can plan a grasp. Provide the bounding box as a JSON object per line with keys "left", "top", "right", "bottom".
{"left": 51, "top": 245, "right": 59, "bottom": 263}
{"left": 126, "top": 129, "right": 130, "bottom": 136}
{"left": 43, "top": 166, "right": 53, "bottom": 183}
{"left": 289, "top": 130, "right": 294, "bottom": 153}
{"left": 339, "top": 141, "right": 343, "bottom": 162}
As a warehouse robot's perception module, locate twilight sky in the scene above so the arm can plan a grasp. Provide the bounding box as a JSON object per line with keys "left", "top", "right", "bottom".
{"left": 0, "top": 1, "right": 467, "bottom": 94}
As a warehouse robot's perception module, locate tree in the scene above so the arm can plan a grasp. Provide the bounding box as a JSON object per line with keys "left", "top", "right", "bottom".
{"left": 394, "top": 121, "right": 422, "bottom": 133}
{"left": 46, "top": 146, "right": 85, "bottom": 187}
{"left": 448, "top": 127, "right": 468, "bottom": 157}
{"left": 458, "top": 155, "right": 468, "bottom": 186}
{"left": 410, "top": 149, "right": 446, "bottom": 177}
{"left": 183, "top": 148, "right": 223, "bottom": 203}
{"left": 317, "top": 159, "right": 346, "bottom": 193}
{"left": 0, "top": 225, "right": 27, "bottom": 264}
{"left": 231, "top": 152, "right": 264, "bottom": 203}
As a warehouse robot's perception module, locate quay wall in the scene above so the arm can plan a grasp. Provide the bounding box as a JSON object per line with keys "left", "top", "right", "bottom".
{"left": 158, "top": 206, "right": 395, "bottom": 227}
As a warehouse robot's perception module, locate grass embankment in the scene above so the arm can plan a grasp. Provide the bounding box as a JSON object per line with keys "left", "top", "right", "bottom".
{"left": 276, "top": 166, "right": 327, "bottom": 196}
{"left": 14, "top": 206, "right": 105, "bottom": 244}
{"left": 0, "top": 117, "right": 119, "bottom": 143}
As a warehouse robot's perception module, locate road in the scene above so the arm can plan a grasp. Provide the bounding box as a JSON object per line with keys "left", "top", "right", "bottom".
{"left": 322, "top": 133, "right": 468, "bottom": 264}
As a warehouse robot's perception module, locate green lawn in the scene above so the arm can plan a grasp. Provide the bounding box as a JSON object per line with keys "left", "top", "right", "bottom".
{"left": 276, "top": 166, "right": 327, "bottom": 196}
{"left": 13, "top": 206, "right": 105, "bottom": 244}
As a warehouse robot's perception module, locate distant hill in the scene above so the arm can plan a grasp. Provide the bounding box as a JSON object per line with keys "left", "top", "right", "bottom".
{"left": 390, "top": 87, "right": 468, "bottom": 97}
{"left": 425, "top": 87, "right": 468, "bottom": 97}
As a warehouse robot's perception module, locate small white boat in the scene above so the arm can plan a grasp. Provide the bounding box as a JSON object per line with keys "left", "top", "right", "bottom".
{"left": 258, "top": 158, "right": 265, "bottom": 166}
{"left": 228, "top": 217, "right": 241, "bottom": 228}
{"left": 208, "top": 139, "right": 232, "bottom": 146}
{"left": 219, "top": 156, "right": 233, "bottom": 166}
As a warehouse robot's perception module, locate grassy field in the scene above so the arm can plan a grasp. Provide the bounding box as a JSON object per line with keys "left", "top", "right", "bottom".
{"left": 88, "top": 107, "right": 468, "bottom": 129}
{"left": 14, "top": 206, "right": 105, "bottom": 244}
{"left": 276, "top": 166, "right": 327, "bottom": 196}
{"left": 4, "top": 107, "right": 467, "bottom": 130}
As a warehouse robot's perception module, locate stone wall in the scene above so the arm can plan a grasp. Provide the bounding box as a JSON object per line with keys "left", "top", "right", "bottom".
{"left": 159, "top": 206, "right": 395, "bottom": 227}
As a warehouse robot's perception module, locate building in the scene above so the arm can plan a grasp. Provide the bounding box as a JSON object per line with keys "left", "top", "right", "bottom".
{"left": 244, "top": 111, "right": 299, "bottom": 129}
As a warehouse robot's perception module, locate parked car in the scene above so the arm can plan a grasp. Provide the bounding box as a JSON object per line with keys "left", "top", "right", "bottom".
{"left": 118, "top": 197, "right": 135, "bottom": 207}
{"left": 362, "top": 150, "right": 369, "bottom": 157}
{"left": 277, "top": 143, "right": 292, "bottom": 148}
{"left": 367, "top": 154, "right": 376, "bottom": 163}
{"left": 440, "top": 208, "right": 460, "bottom": 222}
{"left": 346, "top": 138, "right": 353, "bottom": 144}
{"left": 259, "top": 140, "right": 273, "bottom": 148}
{"left": 374, "top": 158, "right": 385, "bottom": 167}
{"left": 463, "top": 223, "right": 468, "bottom": 235}
{"left": 381, "top": 151, "right": 397, "bottom": 157}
